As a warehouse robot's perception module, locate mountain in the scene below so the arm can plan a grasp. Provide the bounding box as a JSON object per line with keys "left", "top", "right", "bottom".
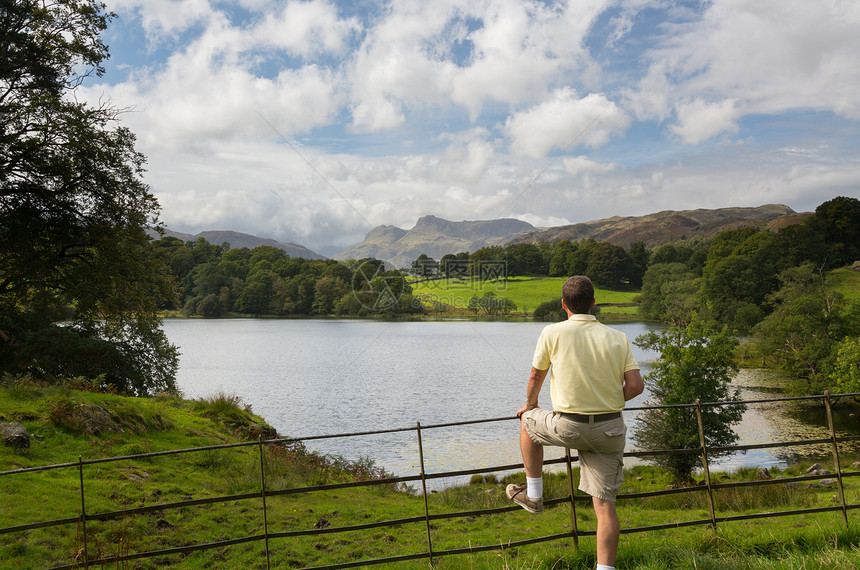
{"left": 149, "top": 204, "right": 808, "bottom": 269}
{"left": 148, "top": 228, "right": 325, "bottom": 259}
{"left": 509, "top": 204, "right": 804, "bottom": 248}
{"left": 334, "top": 215, "right": 536, "bottom": 268}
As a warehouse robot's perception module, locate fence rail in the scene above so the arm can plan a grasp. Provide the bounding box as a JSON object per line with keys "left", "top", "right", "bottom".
{"left": 2, "top": 391, "right": 860, "bottom": 569}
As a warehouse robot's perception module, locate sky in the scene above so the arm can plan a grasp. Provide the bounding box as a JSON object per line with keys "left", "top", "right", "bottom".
{"left": 82, "top": 0, "right": 860, "bottom": 256}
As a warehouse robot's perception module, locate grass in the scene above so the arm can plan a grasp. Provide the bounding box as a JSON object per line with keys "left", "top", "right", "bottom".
{"left": 2, "top": 376, "right": 860, "bottom": 568}
{"left": 410, "top": 276, "right": 640, "bottom": 319}
{"left": 827, "top": 266, "right": 860, "bottom": 303}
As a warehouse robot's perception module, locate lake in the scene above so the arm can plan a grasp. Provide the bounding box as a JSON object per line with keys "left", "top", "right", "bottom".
{"left": 162, "top": 318, "right": 854, "bottom": 488}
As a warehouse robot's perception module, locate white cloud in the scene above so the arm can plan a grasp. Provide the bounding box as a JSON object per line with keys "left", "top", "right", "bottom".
{"left": 505, "top": 89, "right": 630, "bottom": 158}
{"left": 630, "top": 0, "right": 860, "bottom": 140}
{"left": 254, "top": 0, "right": 361, "bottom": 57}
{"left": 403, "top": 129, "right": 495, "bottom": 184}
{"left": 563, "top": 155, "right": 616, "bottom": 176}
{"left": 109, "top": 0, "right": 219, "bottom": 41}
{"left": 671, "top": 98, "right": 740, "bottom": 144}
{"left": 83, "top": 0, "right": 860, "bottom": 252}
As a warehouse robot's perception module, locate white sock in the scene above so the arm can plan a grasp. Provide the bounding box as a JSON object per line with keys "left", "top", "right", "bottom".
{"left": 526, "top": 476, "right": 543, "bottom": 499}
{"left": 596, "top": 565, "right": 615, "bottom": 570}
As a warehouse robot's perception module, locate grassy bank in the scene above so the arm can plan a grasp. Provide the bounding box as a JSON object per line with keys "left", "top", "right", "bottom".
{"left": 410, "top": 276, "right": 640, "bottom": 320}
{"left": 2, "top": 378, "right": 859, "bottom": 568}
{"left": 827, "top": 266, "right": 860, "bottom": 303}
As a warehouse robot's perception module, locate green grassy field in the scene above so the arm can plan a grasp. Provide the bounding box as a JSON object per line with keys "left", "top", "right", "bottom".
{"left": 3, "top": 379, "right": 859, "bottom": 568}
{"left": 827, "top": 266, "right": 860, "bottom": 303}
{"left": 410, "top": 276, "right": 641, "bottom": 319}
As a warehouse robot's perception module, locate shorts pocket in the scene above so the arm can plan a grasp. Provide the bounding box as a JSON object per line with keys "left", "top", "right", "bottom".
{"left": 594, "top": 421, "right": 626, "bottom": 454}
{"left": 554, "top": 418, "right": 582, "bottom": 442}
{"left": 602, "top": 425, "right": 626, "bottom": 437}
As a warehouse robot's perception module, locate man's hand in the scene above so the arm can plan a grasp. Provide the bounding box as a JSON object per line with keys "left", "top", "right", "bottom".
{"left": 517, "top": 367, "right": 548, "bottom": 417}
{"left": 515, "top": 403, "right": 537, "bottom": 418}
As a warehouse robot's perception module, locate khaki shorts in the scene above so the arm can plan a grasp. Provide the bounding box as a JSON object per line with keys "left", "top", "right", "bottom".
{"left": 521, "top": 408, "right": 626, "bottom": 502}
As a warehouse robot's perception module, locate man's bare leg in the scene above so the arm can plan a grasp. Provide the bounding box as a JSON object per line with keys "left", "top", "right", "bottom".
{"left": 592, "top": 497, "right": 619, "bottom": 567}
{"left": 520, "top": 420, "right": 543, "bottom": 478}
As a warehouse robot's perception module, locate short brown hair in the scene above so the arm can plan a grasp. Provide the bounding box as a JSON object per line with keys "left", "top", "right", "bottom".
{"left": 562, "top": 276, "right": 594, "bottom": 314}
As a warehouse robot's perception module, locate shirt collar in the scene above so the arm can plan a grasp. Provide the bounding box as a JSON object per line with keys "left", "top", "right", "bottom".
{"left": 567, "top": 314, "right": 597, "bottom": 321}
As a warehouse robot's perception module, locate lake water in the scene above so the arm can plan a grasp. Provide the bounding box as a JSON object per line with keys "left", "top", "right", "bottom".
{"left": 162, "top": 318, "right": 855, "bottom": 488}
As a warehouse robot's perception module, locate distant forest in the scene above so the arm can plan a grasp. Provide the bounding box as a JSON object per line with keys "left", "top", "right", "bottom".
{"left": 155, "top": 196, "right": 856, "bottom": 321}
{"left": 152, "top": 226, "right": 651, "bottom": 318}
{"left": 153, "top": 196, "right": 859, "bottom": 394}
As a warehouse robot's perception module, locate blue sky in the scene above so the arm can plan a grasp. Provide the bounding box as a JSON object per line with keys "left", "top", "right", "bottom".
{"left": 82, "top": 0, "right": 860, "bottom": 254}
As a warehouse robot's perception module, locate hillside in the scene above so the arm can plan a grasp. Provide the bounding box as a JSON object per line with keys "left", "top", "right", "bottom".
{"left": 148, "top": 228, "right": 325, "bottom": 259}
{"left": 334, "top": 215, "right": 536, "bottom": 268}
{"left": 333, "top": 205, "right": 806, "bottom": 268}
{"left": 3, "top": 379, "right": 858, "bottom": 568}
{"left": 146, "top": 204, "right": 807, "bottom": 268}
{"left": 511, "top": 204, "right": 802, "bottom": 248}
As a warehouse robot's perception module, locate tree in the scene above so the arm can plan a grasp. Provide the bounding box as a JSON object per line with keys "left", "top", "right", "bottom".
{"left": 503, "top": 242, "right": 545, "bottom": 276}
{"left": 829, "top": 337, "right": 860, "bottom": 394}
{"left": 586, "top": 242, "right": 632, "bottom": 289}
{"left": 476, "top": 292, "right": 516, "bottom": 315}
{"left": 312, "top": 276, "right": 348, "bottom": 315}
{"left": 411, "top": 254, "right": 439, "bottom": 277}
{"left": 533, "top": 298, "right": 566, "bottom": 321}
{"left": 808, "top": 196, "right": 860, "bottom": 269}
{"left": 633, "top": 317, "right": 746, "bottom": 484}
{"left": 0, "top": 0, "right": 179, "bottom": 394}
{"left": 638, "top": 263, "right": 699, "bottom": 325}
{"left": 753, "top": 263, "right": 852, "bottom": 391}
{"left": 627, "top": 241, "right": 649, "bottom": 288}
{"left": 701, "top": 229, "right": 782, "bottom": 331}
{"left": 439, "top": 252, "right": 470, "bottom": 278}
{"left": 547, "top": 240, "right": 576, "bottom": 277}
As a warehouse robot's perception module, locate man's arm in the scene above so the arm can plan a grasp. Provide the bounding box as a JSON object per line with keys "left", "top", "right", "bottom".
{"left": 623, "top": 369, "right": 644, "bottom": 401}
{"left": 516, "top": 367, "right": 549, "bottom": 417}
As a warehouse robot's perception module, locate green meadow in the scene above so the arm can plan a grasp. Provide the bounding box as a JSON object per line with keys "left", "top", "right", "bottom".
{"left": 4, "top": 378, "right": 859, "bottom": 568}
{"left": 409, "top": 276, "right": 641, "bottom": 318}
{"left": 827, "top": 266, "right": 860, "bottom": 303}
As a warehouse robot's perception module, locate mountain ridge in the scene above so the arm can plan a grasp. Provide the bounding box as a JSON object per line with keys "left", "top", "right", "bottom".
{"left": 333, "top": 215, "right": 537, "bottom": 268}
{"left": 151, "top": 204, "right": 809, "bottom": 267}
{"left": 147, "top": 228, "right": 325, "bottom": 260}
{"left": 336, "top": 204, "right": 807, "bottom": 268}
{"left": 510, "top": 204, "right": 803, "bottom": 248}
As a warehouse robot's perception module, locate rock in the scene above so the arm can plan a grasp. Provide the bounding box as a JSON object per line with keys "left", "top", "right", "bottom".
{"left": 756, "top": 468, "right": 772, "bottom": 480}
{"left": 806, "top": 463, "right": 821, "bottom": 474}
{"left": 820, "top": 478, "right": 838, "bottom": 487}
{"left": 774, "top": 475, "right": 799, "bottom": 489}
{"left": 0, "top": 422, "right": 30, "bottom": 448}
{"left": 122, "top": 469, "right": 151, "bottom": 483}
{"left": 852, "top": 462, "right": 860, "bottom": 469}
{"left": 52, "top": 400, "right": 120, "bottom": 435}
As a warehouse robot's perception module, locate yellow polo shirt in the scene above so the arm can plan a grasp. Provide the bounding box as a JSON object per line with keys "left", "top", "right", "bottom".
{"left": 532, "top": 314, "right": 639, "bottom": 414}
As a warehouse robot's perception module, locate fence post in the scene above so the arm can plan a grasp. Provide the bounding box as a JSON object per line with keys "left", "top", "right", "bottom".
{"left": 695, "top": 400, "right": 718, "bottom": 531}
{"left": 416, "top": 422, "right": 435, "bottom": 566}
{"left": 564, "top": 448, "right": 579, "bottom": 550}
{"left": 259, "top": 436, "right": 271, "bottom": 569}
{"left": 824, "top": 391, "right": 849, "bottom": 526}
{"left": 78, "top": 455, "right": 89, "bottom": 569}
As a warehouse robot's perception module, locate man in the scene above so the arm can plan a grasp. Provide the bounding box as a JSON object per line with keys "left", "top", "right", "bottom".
{"left": 508, "top": 276, "right": 644, "bottom": 570}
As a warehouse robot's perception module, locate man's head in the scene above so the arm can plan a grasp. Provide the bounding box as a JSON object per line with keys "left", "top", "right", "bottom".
{"left": 561, "top": 275, "right": 595, "bottom": 314}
